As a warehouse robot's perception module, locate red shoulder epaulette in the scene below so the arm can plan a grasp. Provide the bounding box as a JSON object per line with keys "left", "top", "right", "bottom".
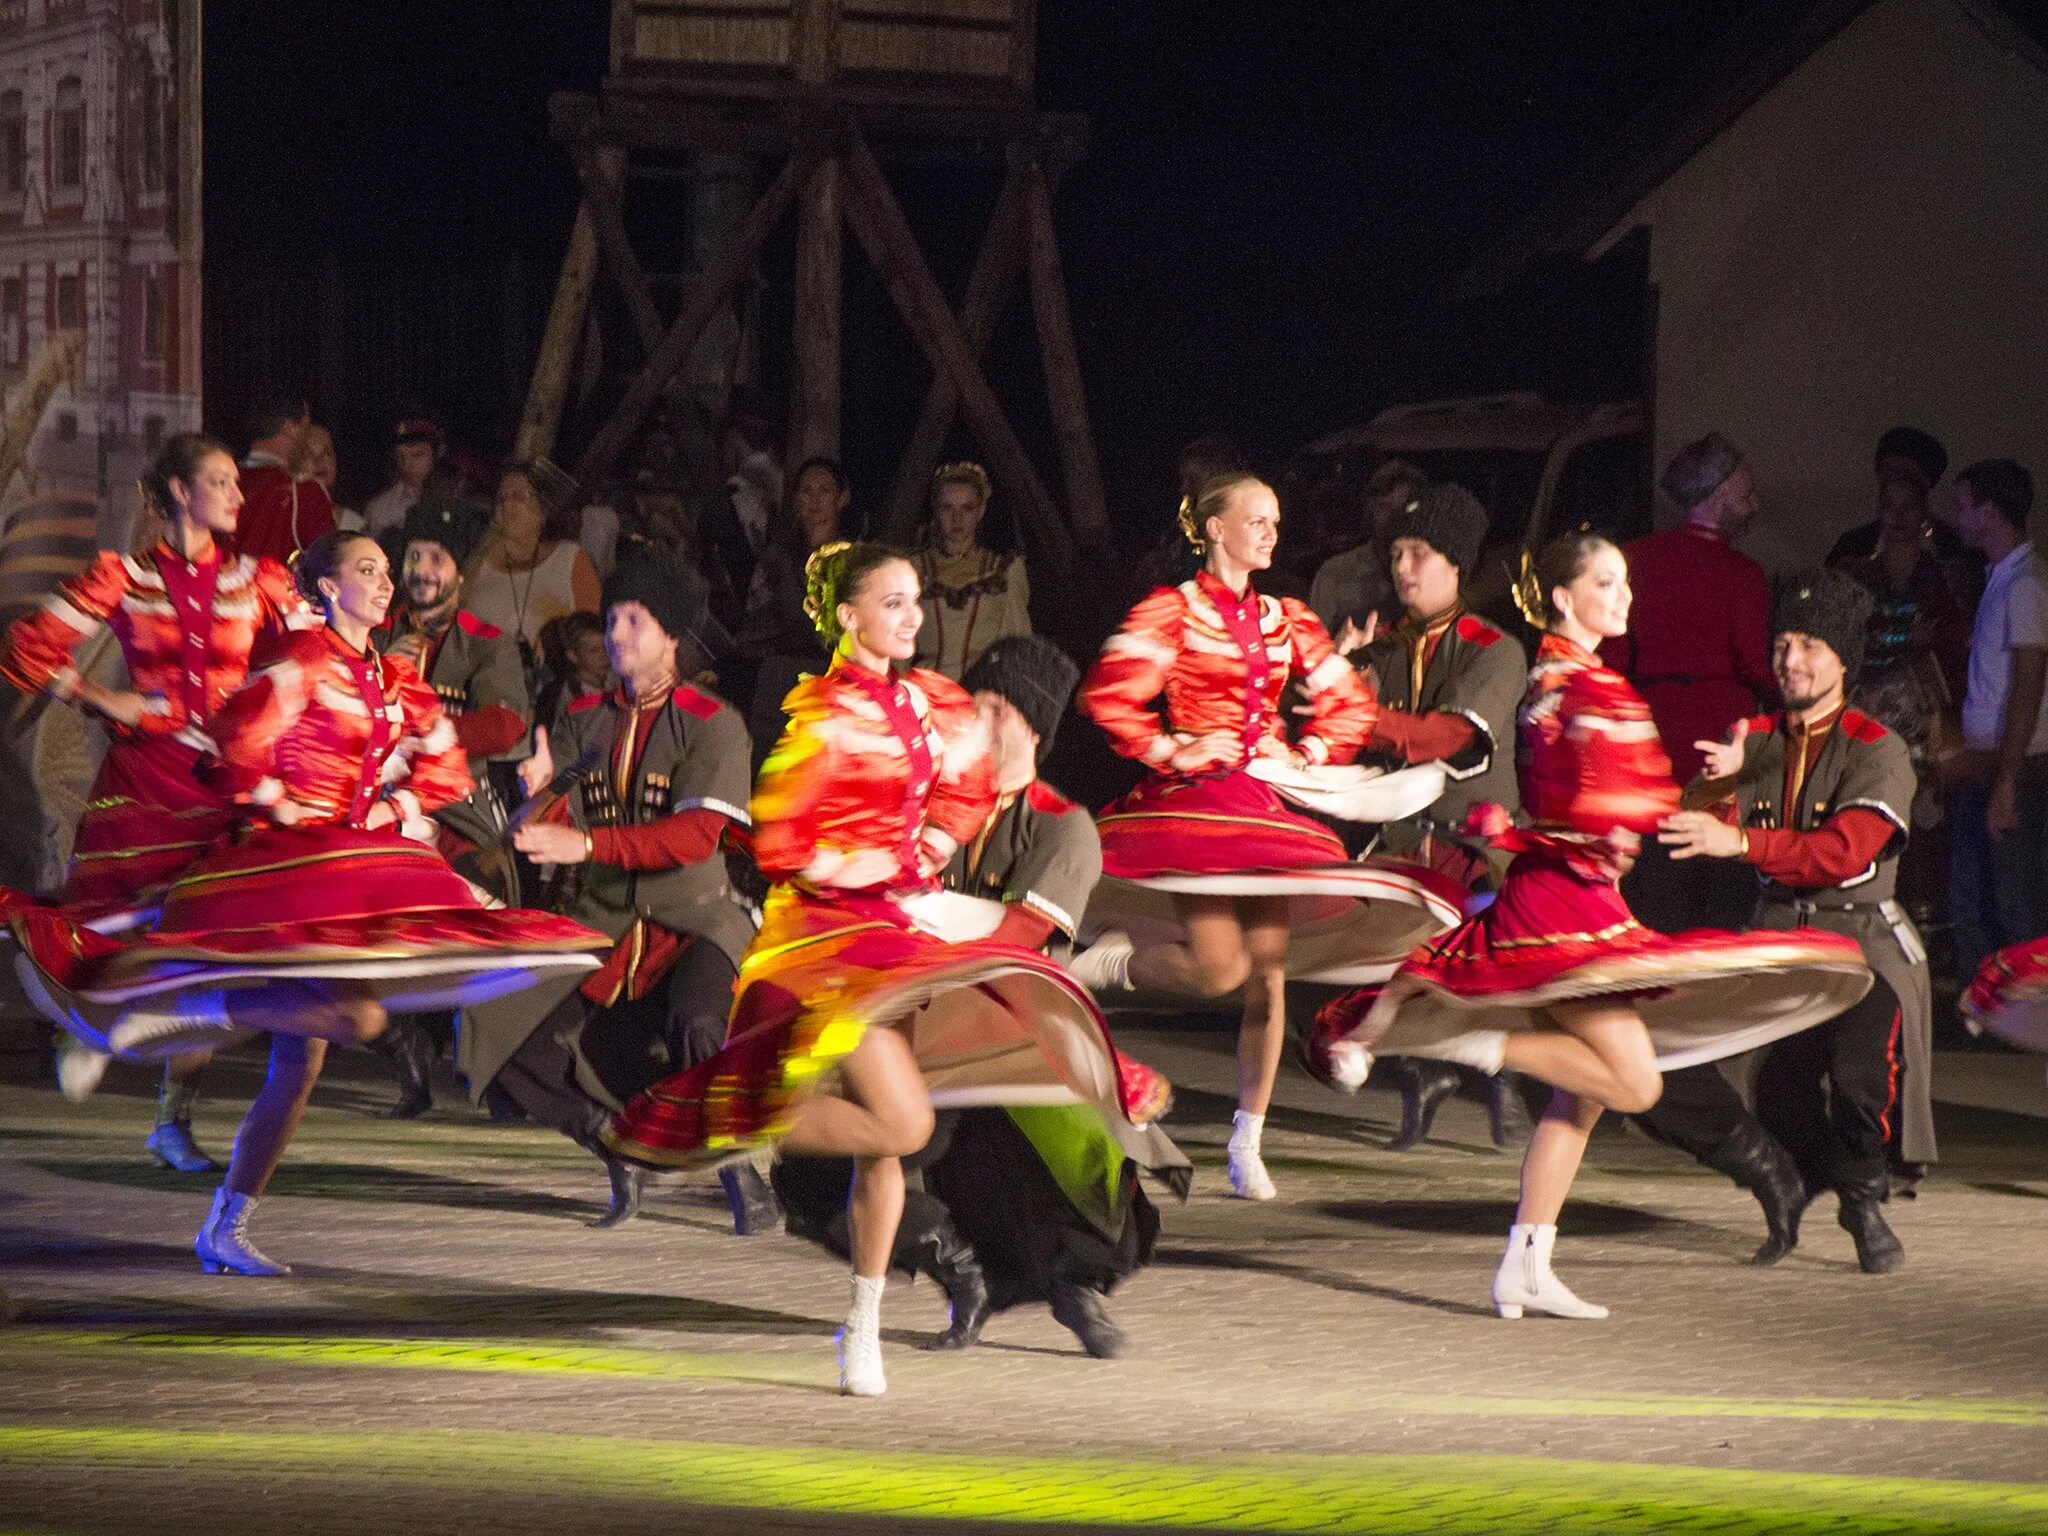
{"left": 1454, "top": 613, "right": 1503, "bottom": 647}
{"left": 455, "top": 610, "right": 502, "bottom": 640}
{"left": 1024, "top": 779, "right": 1078, "bottom": 816}
{"left": 1839, "top": 708, "right": 1889, "bottom": 743}
{"left": 1744, "top": 713, "right": 1779, "bottom": 737}
{"left": 670, "top": 682, "right": 720, "bottom": 721}
{"left": 565, "top": 690, "right": 606, "bottom": 716}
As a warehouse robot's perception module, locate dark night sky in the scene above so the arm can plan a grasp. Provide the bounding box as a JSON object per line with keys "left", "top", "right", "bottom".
{"left": 206, "top": 2, "right": 1815, "bottom": 509}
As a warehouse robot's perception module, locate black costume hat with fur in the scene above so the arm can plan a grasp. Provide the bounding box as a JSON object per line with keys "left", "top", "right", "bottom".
{"left": 604, "top": 546, "right": 714, "bottom": 659}
{"left": 399, "top": 491, "right": 486, "bottom": 570}
{"left": 961, "top": 634, "right": 1079, "bottom": 756}
{"left": 1771, "top": 567, "right": 1871, "bottom": 683}
{"left": 1387, "top": 482, "right": 1488, "bottom": 574}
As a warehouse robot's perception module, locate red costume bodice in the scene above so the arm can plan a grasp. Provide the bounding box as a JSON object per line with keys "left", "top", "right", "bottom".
{"left": 208, "top": 627, "right": 472, "bottom": 829}
{"left": 1517, "top": 633, "right": 1679, "bottom": 839}
{"left": 1, "top": 545, "right": 312, "bottom": 748}
{"left": 1080, "top": 570, "right": 1375, "bottom": 771}
{"left": 751, "top": 654, "right": 995, "bottom": 894}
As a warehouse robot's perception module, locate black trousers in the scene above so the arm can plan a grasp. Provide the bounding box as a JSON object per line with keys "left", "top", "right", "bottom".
{"left": 1756, "top": 973, "right": 1901, "bottom": 1194}
{"left": 493, "top": 939, "right": 739, "bottom": 1141}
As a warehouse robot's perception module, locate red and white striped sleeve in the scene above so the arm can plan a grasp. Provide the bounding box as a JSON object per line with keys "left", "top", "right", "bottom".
{"left": 1283, "top": 597, "right": 1376, "bottom": 766}
{"left": 1078, "top": 586, "right": 1185, "bottom": 769}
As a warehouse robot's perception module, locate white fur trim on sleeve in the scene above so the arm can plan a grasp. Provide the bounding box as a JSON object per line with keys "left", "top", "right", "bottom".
{"left": 1302, "top": 652, "right": 1350, "bottom": 694}
{"left": 1299, "top": 734, "right": 1331, "bottom": 765}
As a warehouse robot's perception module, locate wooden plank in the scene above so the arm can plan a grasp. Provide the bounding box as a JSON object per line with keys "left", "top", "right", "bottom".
{"left": 575, "top": 143, "right": 664, "bottom": 356}
{"left": 515, "top": 205, "right": 602, "bottom": 461}
{"left": 839, "top": 131, "right": 1071, "bottom": 582}
{"left": 572, "top": 148, "right": 816, "bottom": 494}
{"left": 790, "top": 154, "right": 842, "bottom": 461}
{"left": 1021, "top": 159, "right": 1108, "bottom": 557}
{"left": 876, "top": 160, "right": 1026, "bottom": 542}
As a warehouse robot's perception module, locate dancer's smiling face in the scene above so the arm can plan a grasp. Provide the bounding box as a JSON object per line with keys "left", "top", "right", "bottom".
{"left": 319, "top": 537, "right": 394, "bottom": 630}
{"left": 837, "top": 557, "right": 923, "bottom": 664}
{"left": 1551, "top": 542, "right": 1631, "bottom": 640}
{"left": 1206, "top": 483, "right": 1280, "bottom": 573}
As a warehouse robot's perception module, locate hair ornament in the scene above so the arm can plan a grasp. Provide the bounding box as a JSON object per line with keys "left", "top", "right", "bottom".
{"left": 1176, "top": 493, "right": 1206, "bottom": 555}
{"left": 1511, "top": 549, "right": 1548, "bottom": 632}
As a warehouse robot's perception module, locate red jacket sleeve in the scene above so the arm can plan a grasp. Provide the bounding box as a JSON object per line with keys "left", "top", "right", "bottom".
{"left": 1078, "top": 587, "right": 1185, "bottom": 769}
{"left": 990, "top": 905, "right": 1057, "bottom": 951}
{"left": 1, "top": 551, "right": 127, "bottom": 705}
{"left": 1284, "top": 597, "right": 1376, "bottom": 766}
{"left": 385, "top": 661, "right": 473, "bottom": 820}
{"left": 1369, "top": 710, "right": 1480, "bottom": 765}
{"left": 454, "top": 704, "right": 528, "bottom": 759}
{"left": 1743, "top": 807, "right": 1898, "bottom": 889}
{"left": 590, "top": 808, "right": 729, "bottom": 872}
{"left": 206, "top": 636, "right": 321, "bottom": 806}
{"left": 748, "top": 678, "right": 831, "bottom": 881}
{"left": 252, "top": 557, "right": 318, "bottom": 639}
{"left": 914, "top": 669, "right": 997, "bottom": 861}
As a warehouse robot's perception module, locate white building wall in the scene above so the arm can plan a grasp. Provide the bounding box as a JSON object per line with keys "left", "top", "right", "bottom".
{"left": 1601, "top": 0, "right": 2048, "bottom": 571}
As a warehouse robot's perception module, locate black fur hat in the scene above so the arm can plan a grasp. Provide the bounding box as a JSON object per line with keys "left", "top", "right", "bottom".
{"left": 960, "top": 634, "right": 1079, "bottom": 754}
{"left": 1387, "top": 482, "right": 1488, "bottom": 574}
{"left": 399, "top": 491, "right": 487, "bottom": 569}
{"left": 1771, "top": 567, "right": 1871, "bottom": 682}
{"left": 603, "top": 545, "right": 713, "bottom": 657}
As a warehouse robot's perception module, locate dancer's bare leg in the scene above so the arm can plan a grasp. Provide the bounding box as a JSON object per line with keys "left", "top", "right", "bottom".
{"left": 222, "top": 1035, "right": 327, "bottom": 1199}
{"left": 1508, "top": 1000, "right": 1660, "bottom": 1234}
{"left": 1126, "top": 895, "right": 1251, "bottom": 998}
{"left": 778, "top": 1024, "right": 934, "bottom": 1275}
{"left": 164, "top": 1049, "right": 212, "bottom": 1097}
{"left": 228, "top": 982, "right": 388, "bottom": 1046}
{"left": 1234, "top": 897, "right": 1293, "bottom": 1116}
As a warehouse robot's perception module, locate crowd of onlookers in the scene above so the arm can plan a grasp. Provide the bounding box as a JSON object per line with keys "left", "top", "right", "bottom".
{"left": 230, "top": 393, "right": 2037, "bottom": 1000}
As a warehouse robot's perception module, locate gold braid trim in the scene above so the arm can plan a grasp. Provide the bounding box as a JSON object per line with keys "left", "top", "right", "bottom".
{"left": 1176, "top": 494, "right": 1206, "bottom": 555}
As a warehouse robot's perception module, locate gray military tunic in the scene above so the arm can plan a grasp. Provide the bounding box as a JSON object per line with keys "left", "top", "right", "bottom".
{"left": 456, "top": 682, "right": 755, "bottom": 1100}
{"left": 376, "top": 608, "right": 531, "bottom": 854}
{"left": 1360, "top": 611, "right": 1527, "bottom": 872}
{"left": 1731, "top": 707, "right": 1936, "bottom": 1164}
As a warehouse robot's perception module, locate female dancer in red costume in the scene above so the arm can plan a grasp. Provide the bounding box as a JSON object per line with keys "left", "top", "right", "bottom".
{"left": 14, "top": 531, "right": 605, "bottom": 1273}
{"left": 603, "top": 542, "right": 1135, "bottom": 1397}
{"left": 1314, "top": 533, "right": 1869, "bottom": 1317}
{"left": 1964, "top": 940, "right": 2048, "bottom": 1059}
{"left": 1, "top": 432, "right": 316, "bottom": 1160}
{"left": 1075, "top": 472, "right": 1461, "bottom": 1200}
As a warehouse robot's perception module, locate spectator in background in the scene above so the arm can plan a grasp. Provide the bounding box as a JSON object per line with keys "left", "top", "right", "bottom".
{"left": 235, "top": 394, "right": 336, "bottom": 562}
{"left": 294, "top": 423, "right": 360, "bottom": 533}
{"left": 362, "top": 419, "right": 446, "bottom": 542}
{"left": 1604, "top": 431, "right": 1774, "bottom": 934}
{"left": 739, "top": 455, "right": 852, "bottom": 761}
{"left": 913, "top": 461, "right": 1031, "bottom": 680}
{"left": 1947, "top": 458, "right": 2047, "bottom": 987}
{"left": 1827, "top": 428, "right": 1957, "bottom": 561}
{"left": 534, "top": 609, "right": 611, "bottom": 744}
{"left": 466, "top": 460, "right": 602, "bottom": 670}
{"left": 1310, "top": 458, "right": 1428, "bottom": 645}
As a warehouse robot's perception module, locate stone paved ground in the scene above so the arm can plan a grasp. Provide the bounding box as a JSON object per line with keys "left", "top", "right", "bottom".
{"left": 2, "top": 1012, "right": 2047, "bottom": 1535}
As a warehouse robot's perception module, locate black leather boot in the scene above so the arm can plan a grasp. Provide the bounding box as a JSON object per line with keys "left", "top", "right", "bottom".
{"left": 1049, "top": 1280, "right": 1126, "bottom": 1359}
{"left": 912, "top": 1223, "right": 990, "bottom": 1351}
{"left": 1837, "top": 1175, "right": 1905, "bottom": 1274}
{"left": 589, "top": 1154, "right": 645, "bottom": 1229}
{"left": 1702, "top": 1118, "right": 1808, "bottom": 1266}
{"left": 717, "top": 1162, "right": 784, "bottom": 1237}
{"left": 377, "top": 1019, "right": 435, "bottom": 1120}
{"left": 1386, "top": 1057, "right": 1460, "bottom": 1151}
{"left": 1486, "top": 1069, "right": 1535, "bottom": 1150}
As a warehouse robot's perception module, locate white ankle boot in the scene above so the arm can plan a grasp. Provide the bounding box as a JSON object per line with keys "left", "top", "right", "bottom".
{"left": 836, "top": 1274, "right": 887, "bottom": 1397}
{"left": 109, "top": 992, "right": 233, "bottom": 1061}
{"left": 196, "top": 1188, "right": 289, "bottom": 1277}
{"left": 1067, "top": 931, "right": 1136, "bottom": 994}
{"left": 1226, "top": 1109, "right": 1277, "bottom": 1200}
{"left": 1492, "top": 1222, "right": 1606, "bottom": 1319}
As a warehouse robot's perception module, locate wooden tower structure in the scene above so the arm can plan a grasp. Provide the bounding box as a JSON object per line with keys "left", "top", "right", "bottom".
{"left": 524, "top": 0, "right": 1111, "bottom": 593}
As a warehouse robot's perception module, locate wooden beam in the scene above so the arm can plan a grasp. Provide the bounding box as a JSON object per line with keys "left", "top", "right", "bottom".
{"left": 839, "top": 132, "right": 1072, "bottom": 583}
{"left": 1021, "top": 159, "right": 1110, "bottom": 558}
{"left": 572, "top": 149, "right": 816, "bottom": 495}
{"left": 790, "top": 155, "right": 842, "bottom": 463}
{"left": 515, "top": 205, "right": 601, "bottom": 461}
{"left": 877, "top": 163, "right": 1029, "bottom": 543}
{"left": 574, "top": 142, "right": 663, "bottom": 356}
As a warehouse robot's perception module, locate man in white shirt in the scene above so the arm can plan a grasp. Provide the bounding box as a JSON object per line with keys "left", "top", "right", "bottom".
{"left": 1949, "top": 457, "right": 2045, "bottom": 984}
{"left": 362, "top": 418, "right": 445, "bottom": 541}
